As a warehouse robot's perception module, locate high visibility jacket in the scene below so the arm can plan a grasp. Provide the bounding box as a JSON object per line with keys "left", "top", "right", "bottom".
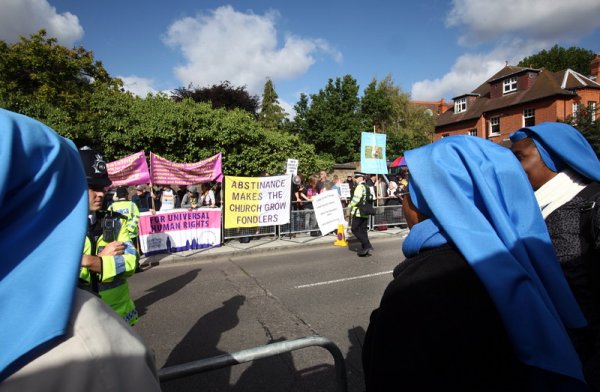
{"left": 350, "top": 183, "right": 369, "bottom": 218}
{"left": 108, "top": 200, "right": 140, "bottom": 241}
{"left": 81, "top": 213, "right": 139, "bottom": 326}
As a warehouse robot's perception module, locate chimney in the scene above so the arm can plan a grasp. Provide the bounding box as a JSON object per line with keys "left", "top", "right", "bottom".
{"left": 591, "top": 54, "right": 600, "bottom": 81}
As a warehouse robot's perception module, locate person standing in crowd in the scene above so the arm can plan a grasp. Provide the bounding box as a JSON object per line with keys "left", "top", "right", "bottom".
{"left": 363, "top": 136, "right": 587, "bottom": 390}
{"left": 181, "top": 185, "right": 198, "bottom": 209}
{"left": 346, "top": 175, "right": 355, "bottom": 193}
{"left": 159, "top": 184, "right": 177, "bottom": 211}
{"left": 200, "top": 182, "right": 216, "bottom": 207}
{"left": 385, "top": 181, "right": 402, "bottom": 206}
{"left": 79, "top": 147, "right": 140, "bottom": 326}
{"left": 510, "top": 122, "right": 600, "bottom": 388}
{"left": 315, "top": 170, "right": 328, "bottom": 193}
{"left": 108, "top": 186, "right": 140, "bottom": 243}
{"left": 375, "top": 174, "right": 387, "bottom": 206}
{"left": 132, "top": 185, "right": 154, "bottom": 213}
{"left": 175, "top": 185, "right": 187, "bottom": 208}
{"left": 349, "top": 172, "right": 373, "bottom": 257}
{"left": 0, "top": 109, "right": 160, "bottom": 391}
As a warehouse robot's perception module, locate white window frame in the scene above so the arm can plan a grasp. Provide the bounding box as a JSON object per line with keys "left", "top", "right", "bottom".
{"left": 503, "top": 77, "right": 518, "bottom": 94}
{"left": 454, "top": 97, "right": 467, "bottom": 113}
{"left": 573, "top": 102, "right": 580, "bottom": 122}
{"left": 590, "top": 101, "right": 597, "bottom": 122}
{"left": 523, "top": 108, "right": 535, "bottom": 127}
{"left": 467, "top": 129, "right": 477, "bottom": 137}
{"left": 489, "top": 116, "right": 500, "bottom": 136}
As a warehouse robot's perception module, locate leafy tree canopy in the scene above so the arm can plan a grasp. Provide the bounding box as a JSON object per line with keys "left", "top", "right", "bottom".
{"left": 0, "top": 30, "right": 122, "bottom": 143}
{"left": 171, "top": 81, "right": 259, "bottom": 116}
{"left": 517, "top": 45, "right": 595, "bottom": 75}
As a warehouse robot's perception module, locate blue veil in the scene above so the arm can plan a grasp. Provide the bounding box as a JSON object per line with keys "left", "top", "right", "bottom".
{"left": 0, "top": 109, "right": 88, "bottom": 380}
{"left": 510, "top": 122, "right": 600, "bottom": 181}
{"left": 404, "top": 136, "right": 586, "bottom": 383}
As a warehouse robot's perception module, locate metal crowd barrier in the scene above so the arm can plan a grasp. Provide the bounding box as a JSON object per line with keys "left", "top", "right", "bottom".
{"left": 158, "top": 335, "right": 348, "bottom": 392}
{"left": 221, "top": 201, "right": 407, "bottom": 243}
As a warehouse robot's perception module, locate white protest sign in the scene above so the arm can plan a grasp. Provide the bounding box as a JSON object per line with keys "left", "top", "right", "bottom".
{"left": 286, "top": 159, "right": 299, "bottom": 175}
{"left": 312, "top": 190, "right": 345, "bottom": 235}
{"left": 339, "top": 183, "right": 352, "bottom": 198}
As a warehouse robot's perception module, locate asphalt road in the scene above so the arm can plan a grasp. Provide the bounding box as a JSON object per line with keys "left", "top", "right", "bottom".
{"left": 129, "top": 234, "right": 406, "bottom": 392}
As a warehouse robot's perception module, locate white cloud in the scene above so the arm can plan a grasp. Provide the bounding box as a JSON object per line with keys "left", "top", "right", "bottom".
{"left": 447, "top": 0, "right": 600, "bottom": 46}
{"left": 119, "top": 76, "right": 158, "bottom": 97}
{"left": 163, "top": 5, "right": 342, "bottom": 95}
{"left": 413, "top": 0, "right": 600, "bottom": 101}
{"left": 278, "top": 97, "right": 296, "bottom": 119}
{"left": 0, "top": 0, "right": 83, "bottom": 46}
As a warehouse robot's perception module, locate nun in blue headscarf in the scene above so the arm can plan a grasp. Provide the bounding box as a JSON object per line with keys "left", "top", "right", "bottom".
{"left": 0, "top": 109, "right": 160, "bottom": 391}
{"left": 511, "top": 122, "right": 600, "bottom": 389}
{"left": 362, "top": 135, "right": 587, "bottom": 391}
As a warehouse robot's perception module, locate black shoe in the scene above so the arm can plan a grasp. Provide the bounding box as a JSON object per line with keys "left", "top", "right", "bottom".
{"left": 357, "top": 248, "right": 370, "bottom": 257}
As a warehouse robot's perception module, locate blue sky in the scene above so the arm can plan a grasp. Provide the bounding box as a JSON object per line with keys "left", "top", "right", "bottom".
{"left": 2, "top": 0, "right": 600, "bottom": 116}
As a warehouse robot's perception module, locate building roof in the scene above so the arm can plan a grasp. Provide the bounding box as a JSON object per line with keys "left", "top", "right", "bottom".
{"left": 435, "top": 65, "right": 599, "bottom": 127}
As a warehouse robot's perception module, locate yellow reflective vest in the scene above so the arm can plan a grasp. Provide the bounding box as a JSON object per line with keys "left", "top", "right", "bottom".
{"left": 108, "top": 200, "right": 140, "bottom": 241}
{"left": 81, "top": 213, "right": 139, "bottom": 326}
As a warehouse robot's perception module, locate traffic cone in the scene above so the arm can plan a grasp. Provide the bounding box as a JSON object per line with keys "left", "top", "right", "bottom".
{"left": 333, "top": 223, "right": 348, "bottom": 246}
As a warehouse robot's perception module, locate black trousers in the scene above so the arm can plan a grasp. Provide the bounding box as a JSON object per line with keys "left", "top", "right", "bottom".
{"left": 352, "top": 216, "right": 371, "bottom": 250}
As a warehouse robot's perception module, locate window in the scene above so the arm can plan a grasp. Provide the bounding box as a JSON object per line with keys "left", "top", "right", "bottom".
{"left": 503, "top": 77, "right": 518, "bottom": 94}
{"left": 523, "top": 109, "right": 535, "bottom": 127}
{"left": 590, "top": 102, "right": 597, "bottom": 122}
{"left": 488, "top": 116, "right": 500, "bottom": 136}
{"left": 573, "top": 102, "right": 580, "bottom": 122}
{"left": 467, "top": 129, "right": 477, "bottom": 137}
{"left": 455, "top": 97, "right": 467, "bottom": 113}
{"left": 442, "top": 133, "right": 450, "bottom": 138}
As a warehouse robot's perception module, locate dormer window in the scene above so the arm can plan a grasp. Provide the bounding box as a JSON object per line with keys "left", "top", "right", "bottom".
{"left": 503, "top": 77, "right": 518, "bottom": 94}
{"left": 455, "top": 97, "right": 467, "bottom": 113}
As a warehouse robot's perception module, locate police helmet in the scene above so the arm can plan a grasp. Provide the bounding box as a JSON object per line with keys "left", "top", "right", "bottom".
{"left": 79, "top": 146, "right": 112, "bottom": 188}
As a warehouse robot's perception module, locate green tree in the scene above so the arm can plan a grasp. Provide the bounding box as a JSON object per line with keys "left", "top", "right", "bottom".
{"left": 0, "top": 30, "right": 122, "bottom": 145}
{"left": 171, "top": 81, "right": 259, "bottom": 115}
{"left": 362, "top": 75, "right": 434, "bottom": 158}
{"left": 259, "top": 78, "right": 286, "bottom": 130}
{"left": 300, "top": 75, "right": 364, "bottom": 163}
{"left": 518, "top": 45, "right": 595, "bottom": 75}
{"left": 564, "top": 104, "right": 600, "bottom": 158}
{"left": 361, "top": 78, "right": 393, "bottom": 131}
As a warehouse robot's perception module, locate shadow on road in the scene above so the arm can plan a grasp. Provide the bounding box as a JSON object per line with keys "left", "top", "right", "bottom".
{"left": 135, "top": 268, "right": 202, "bottom": 317}
{"left": 162, "top": 295, "right": 246, "bottom": 392}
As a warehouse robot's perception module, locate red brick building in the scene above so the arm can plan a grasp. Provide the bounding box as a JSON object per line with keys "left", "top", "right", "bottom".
{"left": 434, "top": 55, "right": 600, "bottom": 145}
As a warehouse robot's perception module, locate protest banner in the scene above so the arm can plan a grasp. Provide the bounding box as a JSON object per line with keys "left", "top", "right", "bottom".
{"left": 286, "top": 158, "right": 298, "bottom": 175}
{"left": 312, "top": 190, "right": 345, "bottom": 235}
{"left": 360, "top": 132, "right": 388, "bottom": 175}
{"left": 106, "top": 151, "right": 151, "bottom": 186}
{"left": 224, "top": 175, "right": 291, "bottom": 229}
{"left": 150, "top": 152, "right": 223, "bottom": 185}
{"left": 138, "top": 209, "right": 221, "bottom": 255}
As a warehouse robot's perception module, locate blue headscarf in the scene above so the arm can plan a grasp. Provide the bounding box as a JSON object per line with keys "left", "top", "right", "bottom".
{"left": 510, "top": 122, "right": 600, "bottom": 181}
{"left": 403, "top": 136, "right": 586, "bottom": 385}
{"left": 0, "top": 109, "right": 88, "bottom": 381}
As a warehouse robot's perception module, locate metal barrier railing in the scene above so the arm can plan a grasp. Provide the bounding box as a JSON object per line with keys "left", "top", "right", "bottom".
{"left": 220, "top": 204, "right": 407, "bottom": 243}
{"left": 158, "top": 336, "right": 348, "bottom": 392}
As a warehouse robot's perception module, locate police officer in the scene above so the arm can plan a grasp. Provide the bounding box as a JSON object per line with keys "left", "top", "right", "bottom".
{"left": 108, "top": 186, "right": 140, "bottom": 243}
{"left": 79, "top": 147, "right": 140, "bottom": 326}
{"left": 349, "top": 172, "right": 374, "bottom": 257}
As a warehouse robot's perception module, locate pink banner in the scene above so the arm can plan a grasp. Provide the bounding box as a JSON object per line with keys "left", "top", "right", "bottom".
{"left": 150, "top": 152, "right": 223, "bottom": 185}
{"left": 107, "top": 151, "right": 151, "bottom": 186}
